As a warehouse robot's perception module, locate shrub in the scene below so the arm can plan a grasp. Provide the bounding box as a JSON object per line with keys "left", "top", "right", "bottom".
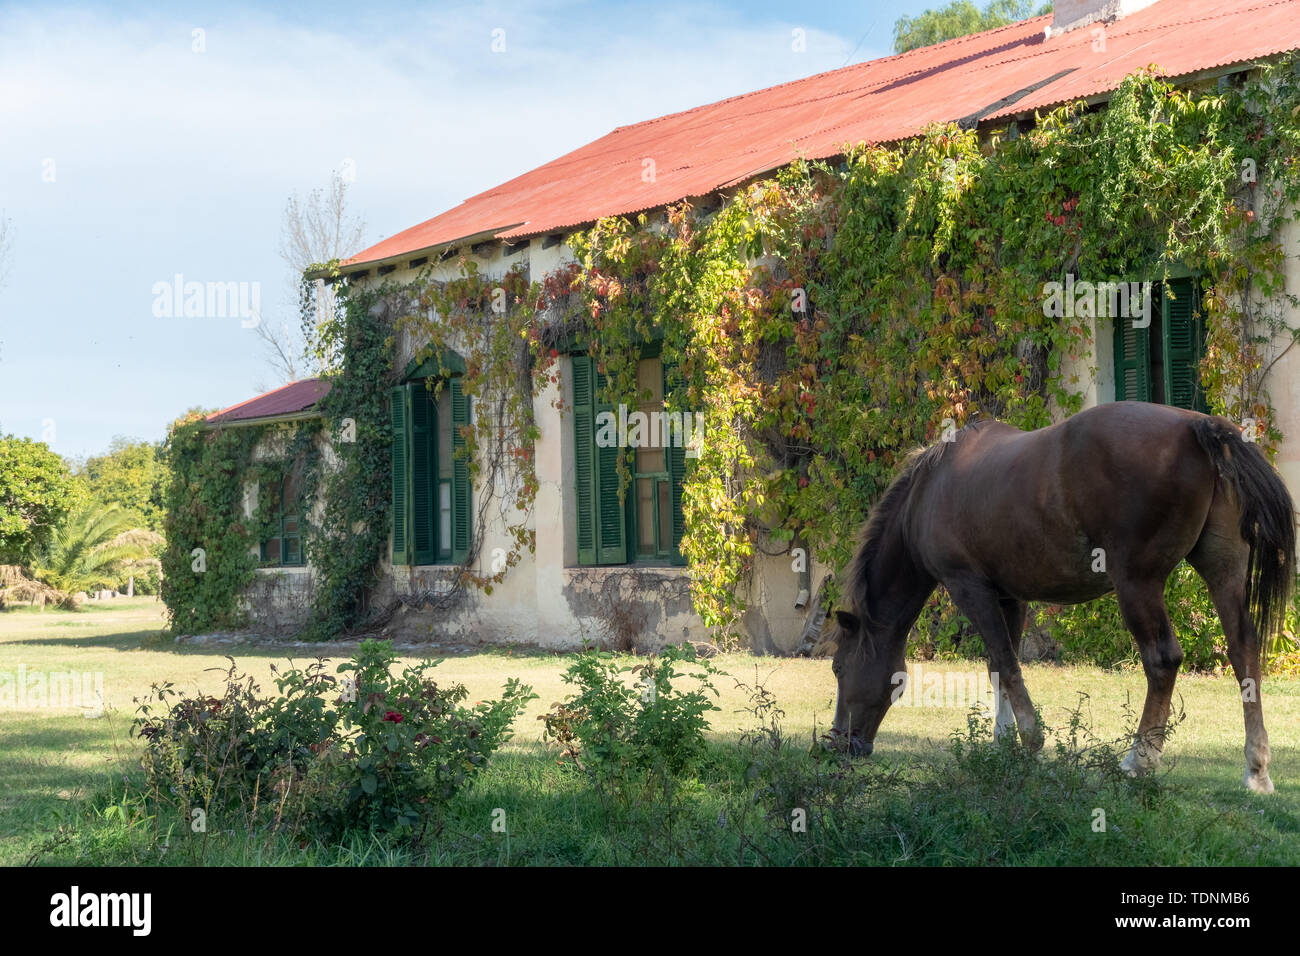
{"left": 540, "top": 643, "right": 720, "bottom": 803}
{"left": 318, "top": 639, "right": 535, "bottom": 834}
{"left": 132, "top": 639, "right": 534, "bottom": 842}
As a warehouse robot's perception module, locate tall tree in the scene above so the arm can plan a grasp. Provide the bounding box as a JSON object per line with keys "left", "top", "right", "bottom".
{"left": 73, "top": 436, "right": 168, "bottom": 534}
{"left": 254, "top": 171, "right": 366, "bottom": 387}
{"left": 894, "top": 0, "right": 1051, "bottom": 53}
{"left": 0, "top": 435, "right": 76, "bottom": 566}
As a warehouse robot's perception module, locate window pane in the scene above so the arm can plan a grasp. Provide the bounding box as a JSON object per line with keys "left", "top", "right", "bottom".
{"left": 637, "top": 477, "right": 656, "bottom": 555}
{"left": 439, "top": 481, "right": 452, "bottom": 553}
{"left": 637, "top": 357, "right": 663, "bottom": 405}
{"left": 285, "top": 537, "right": 301, "bottom": 564}
{"left": 636, "top": 357, "right": 664, "bottom": 472}
{"left": 283, "top": 463, "right": 304, "bottom": 512}
{"left": 263, "top": 482, "right": 282, "bottom": 517}
{"left": 437, "top": 390, "right": 453, "bottom": 480}
{"left": 658, "top": 480, "right": 671, "bottom": 553}
{"left": 283, "top": 515, "right": 299, "bottom": 535}
{"left": 263, "top": 538, "right": 281, "bottom": 564}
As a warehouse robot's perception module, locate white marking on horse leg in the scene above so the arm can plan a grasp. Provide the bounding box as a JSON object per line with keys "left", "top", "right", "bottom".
{"left": 993, "top": 688, "right": 1015, "bottom": 739}
{"left": 1121, "top": 736, "right": 1162, "bottom": 777}
{"left": 1244, "top": 769, "right": 1274, "bottom": 794}
{"left": 1004, "top": 681, "right": 1043, "bottom": 751}
{"left": 1243, "top": 722, "right": 1273, "bottom": 793}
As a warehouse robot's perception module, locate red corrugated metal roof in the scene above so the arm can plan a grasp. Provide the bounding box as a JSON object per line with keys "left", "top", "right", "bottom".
{"left": 206, "top": 378, "right": 330, "bottom": 425}
{"left": 345, "top": 0, "right": 1300, "bottom": 269}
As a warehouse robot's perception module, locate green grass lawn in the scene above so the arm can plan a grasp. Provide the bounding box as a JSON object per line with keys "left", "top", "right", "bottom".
{"left": 2, "top": 598, "right": 1297, "bottom": 865}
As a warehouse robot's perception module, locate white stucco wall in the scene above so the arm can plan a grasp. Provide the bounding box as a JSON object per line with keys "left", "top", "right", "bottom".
{"left": 1259, "top": 208, "right": 1300, "bottom": 497}
{"left": 338, "top": 242, "right": 718, "bottom": 650}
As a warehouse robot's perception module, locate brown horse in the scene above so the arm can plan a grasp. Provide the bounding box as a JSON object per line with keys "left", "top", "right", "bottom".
{"left": 829, "top": 401, "right": 1295, "bottom": 792}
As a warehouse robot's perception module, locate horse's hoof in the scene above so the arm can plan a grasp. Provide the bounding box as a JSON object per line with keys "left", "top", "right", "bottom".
{"left": 1245, "top": 771, "right": 1274, "bottom": 794}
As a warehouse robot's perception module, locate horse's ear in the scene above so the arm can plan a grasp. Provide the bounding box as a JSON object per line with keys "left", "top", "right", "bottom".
{"left": 835, "top": 610, "right": 861, "bottom": 634}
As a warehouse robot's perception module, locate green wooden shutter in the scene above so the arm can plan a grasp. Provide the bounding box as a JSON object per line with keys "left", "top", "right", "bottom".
{"left": 1113, "top": 311, "right": 1151, "bottom": 402}
{"left": 594, "top": 365, "right": 628, "bottom": 565}
{"left": 390, "top": 385, "right": 411, "bottom": 565}
{"left": 663, "top": 359, "right": 687, "bottom": 567}
{"left": 450, "top": 377, "right": 472, "bottom": 564}
{"left": 572, "top": 355, "right": 598, "bottom": 566}
{"left": 409, "top": 383, "right": 436, "bottom": 565}
{"left": 1162, "top": 277, "right": 1206, "bottom": 412}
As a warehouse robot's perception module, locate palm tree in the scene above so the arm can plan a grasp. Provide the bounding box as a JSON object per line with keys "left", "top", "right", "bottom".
{"left": 32, "top": 504, "right": 158, "bottom": 608}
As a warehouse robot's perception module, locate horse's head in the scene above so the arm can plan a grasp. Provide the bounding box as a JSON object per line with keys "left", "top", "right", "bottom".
{"left": 827, "top": 608, "right": 902, "bottom": 756}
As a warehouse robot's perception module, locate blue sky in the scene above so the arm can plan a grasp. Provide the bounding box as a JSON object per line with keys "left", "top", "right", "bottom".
{"left": 0, "top": 0, "right": 943, "bottom": 459}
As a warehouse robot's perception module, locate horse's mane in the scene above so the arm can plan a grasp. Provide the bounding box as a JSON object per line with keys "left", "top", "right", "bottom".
{"left": 843, "top": 420, "right": 992, "bottom": 623}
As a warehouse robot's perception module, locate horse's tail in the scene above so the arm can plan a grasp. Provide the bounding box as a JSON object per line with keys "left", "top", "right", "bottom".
{"left": 1191, "top": 415, "right": 1297, "bottom": 641}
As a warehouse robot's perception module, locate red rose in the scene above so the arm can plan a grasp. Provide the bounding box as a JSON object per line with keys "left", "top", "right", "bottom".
{"left": 383, "top": 711, "right": 404, "bottom": 723}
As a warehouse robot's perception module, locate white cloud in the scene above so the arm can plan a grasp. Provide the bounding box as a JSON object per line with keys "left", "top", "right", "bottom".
{"left": 0, "top": 0, "right": 884, "bottom": 456}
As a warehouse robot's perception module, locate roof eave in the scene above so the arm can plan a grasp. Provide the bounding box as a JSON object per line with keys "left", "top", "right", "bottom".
{"left": 203, "top": 409, "right": 325, "bottom": 430}
{"left": 333, "top": 224, "right": 527, "bottom": 279}
{"left": 986, "top": 58, "right": 1266, "bottom": 124}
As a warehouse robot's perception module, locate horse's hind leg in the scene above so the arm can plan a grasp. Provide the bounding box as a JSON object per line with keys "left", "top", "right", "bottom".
{"left": 1188, "top": 497, "right": 1274, "bottom": 794}
{"left": 946, "top": 578, "right": 1041, "bottom": 750}
{"left": 1113, "top": 579, "right": 1183, "bottom": 776}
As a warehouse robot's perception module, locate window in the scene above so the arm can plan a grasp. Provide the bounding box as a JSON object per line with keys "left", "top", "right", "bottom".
{"left": 260, "top": 466, "right": 304, "bottom": 567}
{"left": 1113, "top": 275, "right": 1208, "bottom": 411}
{"left": 390, "top": 378, "right": 471, "bottom": 565}
{"left": 571, "top": 351, "right": 687, "bottom": 567}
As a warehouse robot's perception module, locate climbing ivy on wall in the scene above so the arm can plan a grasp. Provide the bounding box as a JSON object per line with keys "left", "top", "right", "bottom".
{"left": 161, "top": 415, "right": 321, "bottom": 635}
{"left": 563, "top": 64, "right": 1300, "bottom": 636}
{"left": 164, "top": 62, "right": 1300, "bottom": 646}
{"left": 299, "top": 269, "right": 398, "bottom": 639}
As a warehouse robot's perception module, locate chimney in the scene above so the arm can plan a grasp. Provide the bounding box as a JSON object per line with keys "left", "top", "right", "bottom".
{"left": 1047, "top": 0, "right": 1162, "bottom": 37}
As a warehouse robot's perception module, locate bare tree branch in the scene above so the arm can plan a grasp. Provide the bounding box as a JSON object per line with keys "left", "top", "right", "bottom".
{"left": 280, "top": 171, "right": 366, "bottom": 275}
{"left": 255, "top": 171, "right": 366, "bottom": 385}
{"left": 252, "top": 318, "right": 302, "bottom": 390}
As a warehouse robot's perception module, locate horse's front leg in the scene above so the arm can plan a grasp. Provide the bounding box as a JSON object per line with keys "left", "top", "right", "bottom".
{"left": 947, "top": 579, "right": 1042, "bottom": 751}
{"left": 991, "top": 598, "right": 1026, "bottom": 740}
